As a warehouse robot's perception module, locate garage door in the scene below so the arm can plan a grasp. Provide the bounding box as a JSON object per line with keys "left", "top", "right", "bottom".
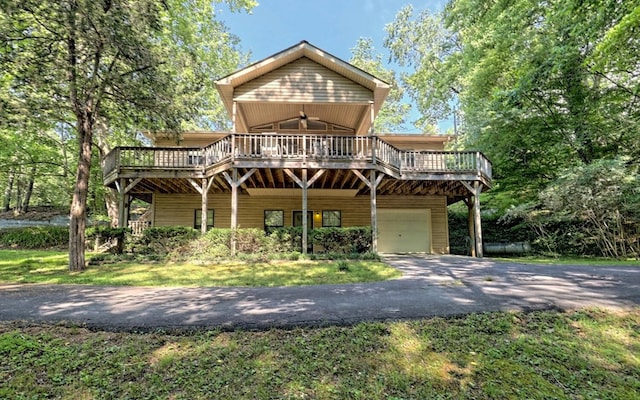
{"left": 377, "top": 209, "right": 431, "bottom": 253}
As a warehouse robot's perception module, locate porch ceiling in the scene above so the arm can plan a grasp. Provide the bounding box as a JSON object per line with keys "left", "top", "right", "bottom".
{"left": 124, "top": 168, "right": 474, "bottom": 204}
{"left": 237, "top": 103, "right": 367, "bottom": 134}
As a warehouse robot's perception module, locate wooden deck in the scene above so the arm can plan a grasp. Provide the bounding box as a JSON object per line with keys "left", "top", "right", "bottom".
{"left": 103, "top": 134, "right": 492, "bottom": 201}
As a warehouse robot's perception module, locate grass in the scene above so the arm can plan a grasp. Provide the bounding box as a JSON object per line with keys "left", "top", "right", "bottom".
{"left": 1, "top": 308, "right": 638, "bottom": 399}
{"left": 493, "top": 255, "right": 640, "bottom": 266}
{"left": 0, "top": 249, "right": 400, "bottom": 287}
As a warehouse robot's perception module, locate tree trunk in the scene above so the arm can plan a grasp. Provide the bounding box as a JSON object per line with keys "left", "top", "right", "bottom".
{"left": 104, "top": 188, "right": 119, "bottom": 227}
{"left": 21, "top": 165, "right": 36, "bottom": 213}
{"left": 3, "top": 168, "right": 14, "bottom": 212}
{"left": 94, "top": 118, "right": 119, "bottom": 227}
{"left": 69, "top": 117, "right": 93, "bottom": 272}
{"left": 14, "top": 176, "right": 23, "bottom": 214}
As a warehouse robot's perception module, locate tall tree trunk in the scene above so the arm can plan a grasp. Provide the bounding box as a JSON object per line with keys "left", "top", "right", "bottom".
{"left": 21, "top": 165, "right": 36, "bottom": 213}
{"left": 69, "top": 117, "right": 93, "bottom": 272}
{"left": 104, "top": 188, "right": 119, "bottom": 227}
{"left": 14, "top": 176, "right": 23, "bottom": 214}
{"left": 94, "top": 118, "right": 119, "bottom": 227}
{"left": 3, "top": 168, "right": 14, "bottom": 212}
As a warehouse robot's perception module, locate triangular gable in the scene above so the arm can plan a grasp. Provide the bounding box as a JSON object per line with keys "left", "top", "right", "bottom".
{"left": 216, "top": 41, "right": 390, "bottom": 134}
{"left": 234, "top": 57, "right": 373, "bottom": 103}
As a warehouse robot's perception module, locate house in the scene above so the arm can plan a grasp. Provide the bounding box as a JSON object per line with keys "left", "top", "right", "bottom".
{"left": 102, "top": 41, "right": 492, "bottom": 256}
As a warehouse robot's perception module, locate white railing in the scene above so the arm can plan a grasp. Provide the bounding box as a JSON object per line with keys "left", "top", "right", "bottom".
{"left": 103, "top": 134, "right": 492, "bottom": 181}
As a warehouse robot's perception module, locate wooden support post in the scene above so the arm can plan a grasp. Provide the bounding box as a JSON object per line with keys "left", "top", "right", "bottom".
{"left": 222, "top": 168, "right": 256, "bottom": 256}
{"left": 474, "top": 181, "right": 484, "bottom": 257}
{"left": 461, "top": 181, "right": 484, "bottom": 258}
{"left": 232, "top": 101, "right": 237, "bottom": 133}
{"left": 230, "top": 168, "right": 238, "bottom": 255}
{"left": 282, "top": 169, "right": 325, "bottom": 255}
{"left": 353, "top": 170, "right": 384, "bottom": 253}
{"left": 302, "top": 169, "right": 308, "bottom": 255}
{"left": 464, "top": 197, "right": 476, "bottom": 257}
{"left": 116, "top": 179, "right": 131, "bottom": 229}
{"left": 370, "top": 170, "right": 378, "bottom": 253}
{"left": 201, "top": 178, "right": 208, "bottom": 235}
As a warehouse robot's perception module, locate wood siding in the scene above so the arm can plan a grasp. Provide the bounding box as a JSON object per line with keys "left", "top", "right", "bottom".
{"left": 153, "top": 193, "right": 449, "bottom": 254}
{"left": 234, "top": 58, "right": 373, "bottom": 104}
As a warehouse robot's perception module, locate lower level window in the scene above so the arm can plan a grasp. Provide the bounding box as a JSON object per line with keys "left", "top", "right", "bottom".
{"left": 322, "top": 210, "right": 341, "bottom": 227}
{"left": 194, "top": 209, "right": 214, "bottom": 231}
{"left": 264, "top": 210, "right": 284, "bottom": 233}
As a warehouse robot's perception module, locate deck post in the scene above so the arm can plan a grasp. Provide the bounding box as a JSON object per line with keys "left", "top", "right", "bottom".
{"left": 466, "top": 197, "right": 476, "bottom": 257}
{"left": 370, "top": 170, "right": 378, "bottom": 253}
{"left": 230, "top": 168, "right": 238, "bottom": 255}
{"left": 461, "top": 181, "right": 484, "bottom": 258}
{"left": 201, "top": 178, "right": 208, "bottom": 235}
{"left": 473, "top": 181, "right": 484, "bottom": 257}
{"left": 302, "top": 169, "right": 308, "bottom": 255}
{"left": 116, "top": 179, "right": 129, "bottom": 229}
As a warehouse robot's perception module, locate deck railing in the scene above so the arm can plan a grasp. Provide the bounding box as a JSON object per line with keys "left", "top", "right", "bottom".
{"left": 103, "top": 134, "right": 492, "bottom": 181}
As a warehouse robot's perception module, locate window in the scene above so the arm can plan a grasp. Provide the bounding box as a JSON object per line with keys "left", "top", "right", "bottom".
{"left": 194, "top": 209, "right": 214, "bottom": 231}
{"left": 278, "top": 119, "right": 300, "bottom": 130}
{"left": 264, "top": 210, "right": 284, "bottom": 232}
{"left": 322, "top": 210, "right": 341, "bottom": 227}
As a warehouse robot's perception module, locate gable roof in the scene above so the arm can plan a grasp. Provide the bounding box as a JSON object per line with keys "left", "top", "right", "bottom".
{"left": 215, "top": 41, "right": 391, "bottom": 134}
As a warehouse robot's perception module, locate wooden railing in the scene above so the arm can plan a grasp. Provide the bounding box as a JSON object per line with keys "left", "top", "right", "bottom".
{"left": 103, "top": 134, "right": 492, "bottom": 181}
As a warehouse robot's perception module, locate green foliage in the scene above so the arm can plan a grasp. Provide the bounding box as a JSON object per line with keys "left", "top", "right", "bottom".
{"left": 386, "top": 0, "right": 640, "bottom": 256}
{"left": 311, "top": 227, "right": 372, "bottom": 254}
{"left": 349, "top": 38, "right": 411, "bottom": 132}
{"left": 129, "top": 226, "right": 199, "bottom": 256}
{"left": 1, "top": 309, "right": 638, "bottom": 398}
{"left": 503, "top": 158, "right": 640, "bottom": 258}
{"left": 0, "top": 226, "right": 68, "bottom": 249}
{"left": 0, "top": 249, "right": 398, "bottom": 287}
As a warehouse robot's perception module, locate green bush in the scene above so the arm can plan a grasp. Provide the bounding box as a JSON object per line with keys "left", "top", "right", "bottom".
{"left": 129, "top": 226, "right": 199, "bottom": 257}
{"left": 310, "top": 227, "right": 372, "bottom": 254}
{"left": 448, "top": 212, "right": 536, "bottom": 255}
{"left": 0, "top": 226, "right": 68, "bottom": 249}
{"left": 85, "top": 226, "right": 130, "bottom": 254}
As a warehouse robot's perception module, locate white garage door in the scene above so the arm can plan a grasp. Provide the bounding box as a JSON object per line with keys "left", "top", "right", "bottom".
{"left": 377, "top": 209, "right": 431, "bottom": 253}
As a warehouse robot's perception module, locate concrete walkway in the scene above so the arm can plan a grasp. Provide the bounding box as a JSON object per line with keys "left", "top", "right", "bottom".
{"left": 0, "top": 255, "right": 638, "bottom": 331}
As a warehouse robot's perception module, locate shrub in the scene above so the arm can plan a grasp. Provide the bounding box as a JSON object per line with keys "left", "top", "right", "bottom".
{"left": 310, "top": 227, "right": 372, "bottom": 254}
{"left": 0, "top": 226, "right": 68, "bottom": 249}
{"left": 129, "top": 226, "right": 199, "bottom": 257}
{"left": 85, "top": 226, "right": 130, "bottom": 254}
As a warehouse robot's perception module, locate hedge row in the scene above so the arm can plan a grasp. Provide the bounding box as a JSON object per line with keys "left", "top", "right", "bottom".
{"left": 0, "top": 226, "right": 69, "bottom": 249}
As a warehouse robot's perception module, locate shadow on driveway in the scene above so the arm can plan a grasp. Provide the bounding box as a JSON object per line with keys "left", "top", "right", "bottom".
{"left": 0, "top": 255, "right": 638, "bottom": 331}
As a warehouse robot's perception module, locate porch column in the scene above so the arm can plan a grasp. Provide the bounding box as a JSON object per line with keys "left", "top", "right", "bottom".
{"left": 230, "top": 168, "right": 238, "bottom": 255}
{"left": 201, "top": 178, "right": 209, "bottom": 235}
{"left": 302, "top": 169, "right": 308, "bottom": 255}
{"left": 117, "top": 179, "right": 127, "bottom": 228}
{"left": 232, "top": 101, "right": 237, "bottom": 133}
{"left": 116, "top": 178, "right": 142, "bottom": 229}
{"left": 464, "top": 197, "right": 476, "bottom": 257}
{"left": 283, "top": 169, "right": 326, "bottom": 255}
{"left": 473, "top": 181, "right": 484, "bottom": 257}
{"left": 222, "top": 168, "right": 257, "bottom": 255}
{"left": 370, "top": 170, "right": 378, "bottom": 253}
{"left": 461, "top": 181, "right": 484, "bottom": 257}
{"left": 353, "top": 170, "right": 383, "bottom": 253}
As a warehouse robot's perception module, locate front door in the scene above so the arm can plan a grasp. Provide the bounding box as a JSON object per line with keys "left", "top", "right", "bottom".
{"left": 293, "top": 211, "right": 313, "bottom": 252}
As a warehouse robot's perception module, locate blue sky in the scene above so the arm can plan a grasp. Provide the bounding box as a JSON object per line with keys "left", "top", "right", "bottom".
{"left": 218, "top": 1, "right": 448, "bottom": 133}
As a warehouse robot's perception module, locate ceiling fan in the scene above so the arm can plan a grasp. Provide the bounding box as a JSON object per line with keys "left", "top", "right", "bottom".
{"left": 299, "top": 106, "right": 319, "bottom": 129}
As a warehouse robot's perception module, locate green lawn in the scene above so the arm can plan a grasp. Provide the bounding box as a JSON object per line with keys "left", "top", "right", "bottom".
{"left": 0, "top": 249, "right": 400, "bottom": 287}
{"left": 492, "top": 255, "right": 640, "bottom": 266}
{"left": 1, "top": 309, "right": 638, "bottom": 399}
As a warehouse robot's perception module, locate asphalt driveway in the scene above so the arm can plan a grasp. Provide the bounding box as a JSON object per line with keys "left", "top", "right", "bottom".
{"left": 0, "top": 255, "right": 638, "bottom": 331}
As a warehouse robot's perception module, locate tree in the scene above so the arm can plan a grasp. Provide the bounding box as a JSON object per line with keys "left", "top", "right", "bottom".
{"left": 0, "top": 0, "right": 255, "bottom": 271}
{"left": 349, "top": 38, "right": 411, "bottom": 133}
{"left": 385, "top": 0, "right": 640, "bottom": 192}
